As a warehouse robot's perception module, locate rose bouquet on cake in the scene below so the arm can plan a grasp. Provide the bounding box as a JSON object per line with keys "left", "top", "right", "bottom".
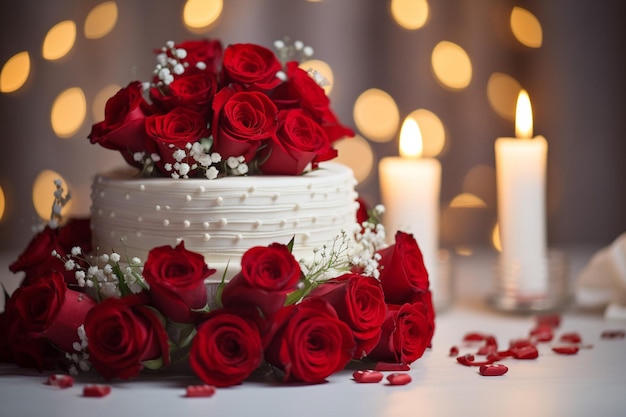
{"left": 88, "top": 38, "right": 353, "bottom": 179}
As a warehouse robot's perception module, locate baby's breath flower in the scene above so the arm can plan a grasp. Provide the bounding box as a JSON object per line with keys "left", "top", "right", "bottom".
{"left": 110, "top": 253, "right": 121, "bottom": 263}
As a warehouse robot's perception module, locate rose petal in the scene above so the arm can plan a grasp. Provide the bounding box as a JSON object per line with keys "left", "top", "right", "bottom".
{"left": 530, "top": 325, "right": 554, "bottom": 342}
{"left": 353, "top": 370, "right": 383, "bottom": 383}
{"left": 601, "top": 330, "right": 625, "bottom": 340}
{"left": 45, "top": 374, "right": 74, "bottom": 389}
{"left": 185, "top": 385, "right": 216, "bottom": 397}
{"left": 449, "top": 346, "right": 459, "bottom": 357}
{"left": 479, "top": 364, "right": 509, "bottom": 376}
{"left": 511, "top": 345, "right": 539, "bottom": 360}
{"left": 552, "top": 345, "right": 579, "bottom": 355}
{"left": 386, "top": 373, "right": 412, "bottom": 386}
{"left": 463, "top": 332, "right": 486, "bottom": 342}
{"left": 83, "top": 384, "right": 111, "bottom": 398}
{"left": 374, "top": 362, "right": 410, "bottom": 371}
{"left": 559, "top": 332, "right": 582, "bottom": 344}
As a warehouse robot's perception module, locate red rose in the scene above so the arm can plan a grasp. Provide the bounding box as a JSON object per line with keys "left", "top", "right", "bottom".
{"left": 221, "top": 243, "right": 301, "bottom": 317}
{"left": 273, "top": 62, "right": 354, "bottom": 143}
{"left": 174, "top": 39, "right": 223, "bottom": 74}
{"left": 0, "top": 296, "right": 63, "bottom": 370}
{"left": 84, "top": 295, "right": 170, "bottom": 380}
{"left": 190, "top": 309, "right": 263, "bottom": 387}
{"left": 9, "top": 271, "right": 96, "bottom": 353}
{"left": 145, "top": 107, "right": 209, "bottom": 175}
{"left": 367, "top": 300, "right": 434, "bottom": 365}
{"left": 211, "top": 87, "right": 278, "bottom": 162}
{"left": 264, "top": 298, "right": 355, "bottom": 383}
{"left": 88, "top": 81, "right": 151, "bottom": 168}
{"left": 149, "top": 71, "right": 218, "bottom": 116}
{"left": 238, "top": 243, "right": 301, "bottom": 291}
{"left": 9, "top": 226, "right": 64, "bottom": 285}
{"left": 143, "top": 241, "right": 216, "bottom": 323}
{"left": 257, "top": 109, "right": 331, "bottom": 175}
{"left": 307, "top": 273, "right": 386, "bottom": 359}
{"left": 377, "top": 231, "right": 430, "bottom": 304}
{"left": 221, "top": 43, "right": 282, "bottom": 91}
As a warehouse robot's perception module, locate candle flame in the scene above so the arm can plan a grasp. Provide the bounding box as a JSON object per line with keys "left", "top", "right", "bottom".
{"left": 515, "top": 89, "right": 533, "bottom": 139}
{"left": 399, "top": 117, "right": 423, "bottom": 158}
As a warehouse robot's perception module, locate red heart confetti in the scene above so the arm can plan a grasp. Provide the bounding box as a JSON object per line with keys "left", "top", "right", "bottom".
{"left": 83, "top": 384, "right": 111, "bottom": 398}
{"left": 386, "top": 373, "right": 412, "bottom": 386}
{"left": 45, "top": 374, "right": 74, "bottom": 389}
{"left": 353, "top": 370, "right": 383, "bottom": 383}
{"left": 185, "top": 385, "right": 216, "bottom": 397}
{"left": 479, "top": 364, "right": 509, "bottom": 376}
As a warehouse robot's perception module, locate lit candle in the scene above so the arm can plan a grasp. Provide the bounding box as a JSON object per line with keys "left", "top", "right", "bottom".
{"left": 379, "top": 117, "right": 441, "bottom": 296}
{"left": 495, "top": 90, "right": 548, "bottom": 296}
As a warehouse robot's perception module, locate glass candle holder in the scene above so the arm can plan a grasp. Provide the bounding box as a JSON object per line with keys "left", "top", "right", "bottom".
{"left": 489, "top": 249, "right": 568, "bottom": 313}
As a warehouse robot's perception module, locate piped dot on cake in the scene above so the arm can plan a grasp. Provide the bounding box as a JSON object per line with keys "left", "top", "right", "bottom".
{"left": 312, "top": 216, "right": 317, "bottom": 223}
{"left": 164, "top": 205, "right": 171, "bottom": 210}
{"left": 125, "top": 193, "right": 131, "bottom": 200}
{"left": 302, "top": 231, "right": 311, "bottom": 240}
{"left": 294, "top": 204, "right": 301, "bottom": 211}
{"left": 155, "top": 205, "right": 161, "bottom": 211}
{"left": 219, "top": 218, "right": 228, "bottom": 226}
{"left": 240, "top": 192, "right": 249, "bottom": 201}
{"left": 272, "top": 193, "right": 279, "bottom": 201}
{"left": 203, "top": 233, "right": 211, "bottom": 241}
{"left": 279, "top": 219, "right": 286, "bottom": 227}
{"left": 185, "top": 195, "right": 192, "bottom": 202}
{"left": 203, "top": 221, "right": 210, "bottom": 229}
{"left": 163, "top": 219, "right": 170, "bottom": 226}
{"left": 176, "top": 237, "right": 183, "bottom": 244}
{"left": 139, "top": 184, "right": 145, "bottom": 191}
{"left": 197, "top": 186, "right": 205, "bottom": 193}
{"left": 254, "top": 220, "right": 262, "bottom": 228}
{"left": 109, "top": 212, "right": 116, "bottom": 218}
{"left": 235, "top": 234, "right": 243, "bottom": 242}
{"left": 136, "top": 231, "right": 142, "bottom": 237}
{"left": 97, "top": 209, "right": 103, "bottom": 216}
{"left": 215, "top": 196, "right": 223, "bottom": 205}
{"left": 248, "top": 186, "right": 255, "bottom": 193}
{"left": 137, "top": 216, "right": 143, "bottom": 222}
{"left": 183, "top": 220, "right": 191, "bottom": 228}
{"left": 99, "top": 191, "right": 105, "bottom": 198}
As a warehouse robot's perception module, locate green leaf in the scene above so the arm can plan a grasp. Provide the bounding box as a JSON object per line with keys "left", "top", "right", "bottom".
{"left": 287, "top": 236, "right": 295, "bottom": 253}
{"left": 142, "top": 357, "right": 164, "bottom": 370}
{"left": 112, "top": 263, "right": 132, "bottom": 296}
{"left": 214, "top": 261, "right": 230, "bottom": 308}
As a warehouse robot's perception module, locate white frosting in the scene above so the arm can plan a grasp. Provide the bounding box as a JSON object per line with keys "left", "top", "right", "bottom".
{"left": 90, "top": 162, "right": 359, "bottom": 281}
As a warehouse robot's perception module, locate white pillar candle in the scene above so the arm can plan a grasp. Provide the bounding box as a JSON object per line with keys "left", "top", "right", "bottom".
{"left": 495, "top": 90, "right": 548, "bottom": 296}
{"left": 379, "top": 118, "right": 441, "bottom": 296}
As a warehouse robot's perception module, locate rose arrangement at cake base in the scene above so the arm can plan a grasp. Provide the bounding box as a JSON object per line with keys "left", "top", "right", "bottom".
{"left": 0, "top": 37, "right": 435, "bottom": 392}
{"left": 1, "top": 188, "right": 434, "bottom": 389}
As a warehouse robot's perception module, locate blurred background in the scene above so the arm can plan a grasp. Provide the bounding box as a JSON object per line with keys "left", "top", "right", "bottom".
{"left": 0, "top": 0, "right": 624, "bottom": 254}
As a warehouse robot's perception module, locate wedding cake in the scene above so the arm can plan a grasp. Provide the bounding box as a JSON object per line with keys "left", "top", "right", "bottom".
{"left": 87, "top": 38, "right": 358, "bottom": 275}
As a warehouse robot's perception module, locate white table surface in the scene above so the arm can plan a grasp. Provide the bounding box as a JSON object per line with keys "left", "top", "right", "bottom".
{"left": 1, "top": 246, "right": 625, "bottom": 417}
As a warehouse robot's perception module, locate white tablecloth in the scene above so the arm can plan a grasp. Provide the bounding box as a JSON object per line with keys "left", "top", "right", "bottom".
{"left": 1, "top": 246, "right": 625, "bottom": 417}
